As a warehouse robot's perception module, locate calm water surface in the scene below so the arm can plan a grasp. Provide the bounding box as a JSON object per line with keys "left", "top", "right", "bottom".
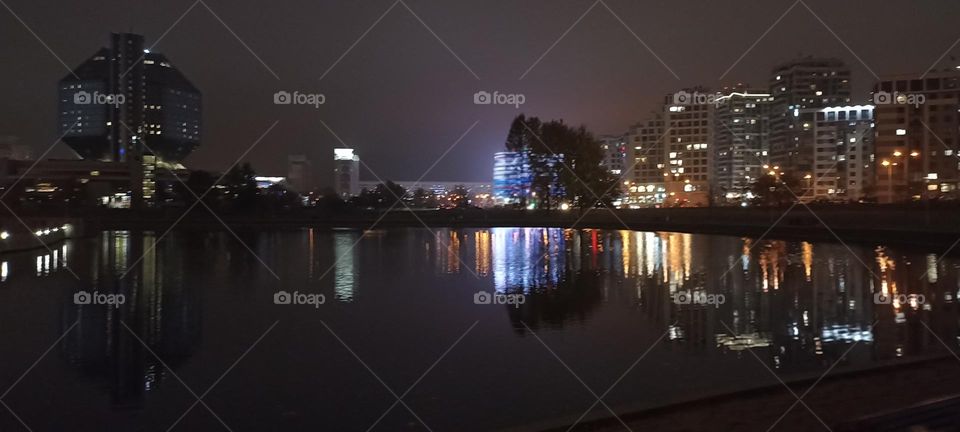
{"left": 0, "top": 228, "right": 957, "bottom": 431}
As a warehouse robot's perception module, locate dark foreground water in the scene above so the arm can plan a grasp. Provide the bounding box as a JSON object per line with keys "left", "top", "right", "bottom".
{"left": 0, "top": 228, "right": 957, "bottom": 431}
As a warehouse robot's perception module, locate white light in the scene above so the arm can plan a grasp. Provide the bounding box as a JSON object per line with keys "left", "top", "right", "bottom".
{"left": 43, "top": 229, "right": 50, "bottom": 235}
{"left": 0, "top": 231, "right": 8, "bottom": 240}
{"left": 896, "top": 129, "right": 907, "bottom": 136}
{"left": 334, "top": 148, "right": 356, "bottom": 161}
{"left": 34, "top": 230, "right": 43, "bottom": 237}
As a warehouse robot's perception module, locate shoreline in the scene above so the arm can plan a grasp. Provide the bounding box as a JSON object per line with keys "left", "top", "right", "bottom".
{"left": 80, "top": 205, "right": 960, "bottom": 250}
{"left": 500, "top": 353, "right": 956, "bottom": 432}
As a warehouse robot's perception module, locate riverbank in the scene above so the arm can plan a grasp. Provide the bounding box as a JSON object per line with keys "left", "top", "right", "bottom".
{"left": 520, "top": 354, "right": 960, "bottom": 432}
{"left": 2, "top": 205, "right": 959, "bottom": 250}
{"left": 75, "top": 205, "right": 960, "bottom": 249}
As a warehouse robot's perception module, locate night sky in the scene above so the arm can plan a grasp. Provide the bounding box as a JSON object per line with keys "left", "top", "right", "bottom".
{"left": 1, "top": 0, "right": 958, "bottom": 184}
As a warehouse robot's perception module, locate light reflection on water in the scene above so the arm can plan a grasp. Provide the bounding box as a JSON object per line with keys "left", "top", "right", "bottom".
{"left": 1, "top": 227, "right": 958, "bottom": 430}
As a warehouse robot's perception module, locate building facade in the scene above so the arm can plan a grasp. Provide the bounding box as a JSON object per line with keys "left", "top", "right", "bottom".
{"left": 712, "top": 87, "right": 772, "bottom": 204}
{"left": 598, "top": 135, "right": 626, "bottom": 177}
{"left": 873, "top": 68, "right": 960, "bottom": 203}
{"left": 624, "top": 114, "right": 666, "bottom": 207}
{"left": 287, "top": 154, "right": 312, "bottom": 193}
{"left": 333, "top": 148, "right": 360, "bottom": 199}
{"left": 799, "top": 105, "right": 875, "bottom": 201}
{"left": 493, "top": 151, "right": 530, "bottom": 206}
{"left": 768, "top": 58, "right": 851, "bottom": 179}
{"left": 664, "top": 87, "right": 713, "bottom": 206}
{"left": 58, "top": 33, "right": 201, "bottom": 164}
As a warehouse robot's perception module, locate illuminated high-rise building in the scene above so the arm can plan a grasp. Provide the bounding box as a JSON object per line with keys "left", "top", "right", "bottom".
{"left": 712, "top": 86, "right": 773, "bottom": 204}
{"left": 333, "top": 148, "right": 360, "bottom": 198}
{"left": 768, "top": 57, "right": 851, "bottom": 177}
{"left": 798, "top": 105, "right": 875, "bottom": 201}
{"left": 492, "top": 151, "right": 530, "bottom": 206}
{"left": 624, "top": 114, "right": 666, "bottom": 207}
{"left": 663, "top": 87, "right": 713, "bottom": 206}
{"left": 57, "top": 32, "right": 200, "bottom": 208}
{"left": 873, "top": 66, "right": 960, "bottom": 203}
{"left": 57, "top": 33, "right": 201, "bottom": 164}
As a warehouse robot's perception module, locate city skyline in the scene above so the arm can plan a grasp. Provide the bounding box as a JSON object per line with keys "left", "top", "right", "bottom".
{"left": 1, "top": 0, "right": 960, "bottom": 183}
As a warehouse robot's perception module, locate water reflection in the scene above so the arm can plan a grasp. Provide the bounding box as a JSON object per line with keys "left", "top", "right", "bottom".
{"left": 59, "top": 231, "right": 201, "bottom": 407}
{"left": 426, "top": 227, "right": 960, "bottom": 371}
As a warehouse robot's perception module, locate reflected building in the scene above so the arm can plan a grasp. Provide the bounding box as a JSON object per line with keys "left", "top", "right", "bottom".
{"left": 60, "top": 231, "right": 200, "bottom": 407}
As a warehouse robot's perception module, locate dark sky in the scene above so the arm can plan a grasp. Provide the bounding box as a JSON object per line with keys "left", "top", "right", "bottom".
{"left": 1, "top": 0, "right": 959, "bottom": 185}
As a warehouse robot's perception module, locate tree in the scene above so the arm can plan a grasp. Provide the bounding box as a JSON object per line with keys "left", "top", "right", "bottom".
{"left": 503, "top": 114, "right": 620, "bottom": 210}
{"left": 450, "top": 185, "right": 470, "bottom": 208}
{"left": 412, "top": 187, "right": 439, "bottom": 208}
{"left": 749, "top": 173, "right": 803, "bottom": 207}
{"left": 176, "top": 170, "right": 219, "bottom": 207}
{"left": 222, "top": 163, "right": 259, "bottom": 211}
